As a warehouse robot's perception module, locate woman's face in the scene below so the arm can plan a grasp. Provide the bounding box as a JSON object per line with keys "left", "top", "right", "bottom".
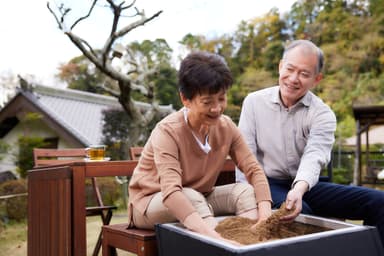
{"left": 278, "top": 46, "right": 323, "bottom": 107}
{"left": 181, "top": 89, "right": 227, "bottom": 129}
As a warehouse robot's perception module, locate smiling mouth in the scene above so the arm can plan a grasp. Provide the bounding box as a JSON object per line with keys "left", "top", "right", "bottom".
{"left": 207, "top": 114, "right": 220, "bottom": 120}
{"left": 284, "top": 83, "right": 299, "bottom": 90}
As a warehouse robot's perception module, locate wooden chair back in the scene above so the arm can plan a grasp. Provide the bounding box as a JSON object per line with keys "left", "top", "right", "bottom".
{"left": 129, "top": 147, "right": 143, "bottom": 160}
{"left": 127, "top": 146, "right": 235, "bottom": 185}
{"left": 33, "top": 148, "right": 86, "bottom": 167}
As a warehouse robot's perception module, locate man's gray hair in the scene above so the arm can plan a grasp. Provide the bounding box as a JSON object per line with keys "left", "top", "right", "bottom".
{"left": 283, "top": 40, "right": 324, "bottom": 74}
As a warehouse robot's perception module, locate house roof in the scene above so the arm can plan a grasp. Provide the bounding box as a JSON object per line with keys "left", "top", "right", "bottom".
{"left": 0, "top": 84, "right": 173, "bottom": 146}
{"left": 353, "top": 105, "right": 384, "bottom": 127}
{"left": 343, "top": 105, "right": 384, "bottom": 146}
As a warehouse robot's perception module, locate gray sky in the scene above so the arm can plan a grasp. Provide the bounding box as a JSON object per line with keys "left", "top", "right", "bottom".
{"left": 0, "top": 0, "right": 296, "bottom": 85}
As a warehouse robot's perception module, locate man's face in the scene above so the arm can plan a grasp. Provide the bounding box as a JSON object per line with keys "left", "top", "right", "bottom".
{"left": 278, "top": 47, "right": 323, "bottom": 107}
{"left": 181, "top": 89, "right": 227, "bottom": 128}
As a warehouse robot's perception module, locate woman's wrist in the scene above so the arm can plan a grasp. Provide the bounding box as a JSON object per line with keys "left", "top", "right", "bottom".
{"left": 183, "top": 212, "right": 215, "bottom": 235}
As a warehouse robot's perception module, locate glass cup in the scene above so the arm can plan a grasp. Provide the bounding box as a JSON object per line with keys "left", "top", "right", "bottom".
{"left": 86, "top": 145, "right": 106, "bottom": 160}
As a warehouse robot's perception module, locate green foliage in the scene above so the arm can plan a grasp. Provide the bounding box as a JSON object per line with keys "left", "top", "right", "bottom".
{"left": 332, "top": 167, "right": 353, "bottom": 184}
{"left": 16, "top": 137, "right": 47, "bottom": 178}
{"left": 101, "top": 108, "right": 133, "bottom": 160}
{"left": 260, "top": 41, "right": 285, "bottom": 75}
{"left": 101, "top": 108, "right": 165, "bottom": 159}
{"left": 151, "top": 65, "right": 181, "bottom": 109}
{"left": 179, "top": 33, "right": 204, "bottom": 50}
{"left": 186, "top": 0, "right": 383, "bottom": 145}
{"left": 0, "top": 140, "right": 9, "bottom": 161}
{"left": 85, "top": 177, "right": 121, "bottom": 207}
{"left": 337, "top": 115, "right": 356, "bottom": 139}
{"left": 19, "top": 112, "right": 44, "bottom": 137}
{"left": 129, "top": 39, "right": 173, "bottom": 67}
{"left": 227, "top": 84, "right": 248, "bottom": 109}
{"left": 0, "top": 179, "right": 27, "bottom": 221}
{"left": 56, "top": 0, "right": 384, "bottom": 146}
{"left": 224, "top": 104, "right": 242, "bottom": 124}
{"left": 57, "top": 54, "right": 112, "bottom": 95}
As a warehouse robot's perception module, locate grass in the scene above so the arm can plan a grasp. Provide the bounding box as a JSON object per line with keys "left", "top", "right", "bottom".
{"left": 0, "top": 219, "right": 27, "bottom": 255}
{"left": 0, "top": 210, "right": 134, "bottom": 256}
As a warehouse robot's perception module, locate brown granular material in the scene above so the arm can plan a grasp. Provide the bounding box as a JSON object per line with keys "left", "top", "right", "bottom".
{"left": 215, "top": 203, "right": 329, "bottom": 245}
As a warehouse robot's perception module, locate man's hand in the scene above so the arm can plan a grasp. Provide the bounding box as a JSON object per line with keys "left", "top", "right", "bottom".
{"left": 280, "top": 180, "right": 308, "bottom": 221}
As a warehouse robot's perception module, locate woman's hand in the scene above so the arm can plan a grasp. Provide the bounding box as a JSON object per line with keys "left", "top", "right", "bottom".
{"left": 256, "top": 200, "right": 272, "bottom": 223}
{"left": 205, "top": 228, "right": 243, "bottom": 246}
{"left": 183, "top": 212, "right": 242, "bottom": 246}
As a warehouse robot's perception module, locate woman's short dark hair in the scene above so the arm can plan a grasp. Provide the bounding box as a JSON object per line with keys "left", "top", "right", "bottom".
{"left": 178, "top": 51, "right": 233, "bottom": 100}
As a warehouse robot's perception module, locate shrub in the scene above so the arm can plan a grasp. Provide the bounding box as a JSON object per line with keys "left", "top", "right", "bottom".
{"left": 332, "top": 167, "right": 353, "bottom": 185}
{"left": 0, "top": 218, "right": 3, "bottom": 234}
{"left": 16, "top": 137, "right": 48, "bottom": 178}
{"left": 0, "top": 179, "right": 28, "bottom": 221}
{"left": 85, "top": 177, "right": 122, "bottom": 208}
{"left": 0, "top": 139, "right": 10, "bottom": 161}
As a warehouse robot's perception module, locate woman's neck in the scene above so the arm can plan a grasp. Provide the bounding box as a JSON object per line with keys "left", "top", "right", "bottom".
{"left": 187, "top": 118, "right": 209, "bottom": 142}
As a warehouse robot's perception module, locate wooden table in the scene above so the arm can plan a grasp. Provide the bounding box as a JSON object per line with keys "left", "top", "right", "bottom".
{"left": 28, "top": 160, "right": 138, "bottom": 256}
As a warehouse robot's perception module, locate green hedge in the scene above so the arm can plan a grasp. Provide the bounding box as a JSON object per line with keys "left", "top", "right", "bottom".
{"left": 0, "top": 180, "right": 28, "bottom": 222}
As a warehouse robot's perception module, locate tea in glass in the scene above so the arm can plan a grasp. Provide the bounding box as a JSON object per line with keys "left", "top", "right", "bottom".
{"left": 86, "top": 145, "right": 106, "bottom": 160}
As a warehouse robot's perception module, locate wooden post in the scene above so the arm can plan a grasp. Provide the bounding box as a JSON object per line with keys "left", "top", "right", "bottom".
{"left": 28, "top": 166, "right": 72, "bottom": 256}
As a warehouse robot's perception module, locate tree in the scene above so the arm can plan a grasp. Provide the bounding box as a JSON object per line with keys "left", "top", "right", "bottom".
{"left": 48, "top": 0, "right": 172, "bottom": 147}
{"left": 57, "top": 54, "right": 115, "bottom": 94}
{"left": 124, "top": 39, "right": 178, "bottom": 105}
{"left": 58, "top": 39, "right": 180, "bottom": 107}
{"left": 0, "top": 71, "right": 18, "bottom": 109}
{"left": 15, "top": 112, "right": 48, "bottom": 178}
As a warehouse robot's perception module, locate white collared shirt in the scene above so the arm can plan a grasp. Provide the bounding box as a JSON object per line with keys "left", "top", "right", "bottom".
{"left": 235, "top": 86, "right": 336, "bottom": 189}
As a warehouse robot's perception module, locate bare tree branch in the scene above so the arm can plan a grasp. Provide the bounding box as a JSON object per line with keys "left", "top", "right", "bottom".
{"left": 64, "top": 32, "right": 99, "bottom": 64}
{"left": 100, "top": 82, "right": 120, "bottom": 98}
{"left": 100, "top": 6, "right": 162, "bottom": 67}
{"left": 130, "top": 83, "right": 149, "bottom": 95}
{"left": 115, "top": 10, "right": 163, "bottom": 38}
{"left": 121, "top": 0, "right": 137, "bottom": 10}
{"left": 106, "top": 0, "right": 126, "bottom": 36}
{"left": 47, "top": 0, "right": 170, "bottom": 145}
{"left": 125, "top": 49, "right": 139, "bottom": 68}
{"left": 47, "top": 2, "right": 63, "bottom": 29}
{"left": 70, "top": 0, "right": 98, "bottom": 30}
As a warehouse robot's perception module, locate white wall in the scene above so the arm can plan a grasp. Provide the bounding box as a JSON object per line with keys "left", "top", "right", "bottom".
{"left": 0, "top": 120, "right": 71, "bottom": 175}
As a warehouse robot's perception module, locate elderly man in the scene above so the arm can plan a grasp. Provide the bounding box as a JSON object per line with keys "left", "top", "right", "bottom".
{"left": 236, "top": 39, "right": 384, "bottom": 247}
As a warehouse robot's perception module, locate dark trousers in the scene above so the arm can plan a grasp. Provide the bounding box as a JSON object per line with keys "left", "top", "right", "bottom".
{"left": 268, "top": 177, "right": 384, "bottom": 247}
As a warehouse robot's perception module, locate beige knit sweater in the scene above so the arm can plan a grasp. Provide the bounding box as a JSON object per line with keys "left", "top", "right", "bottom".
{"left": 128, "top": 109, "right": 271, "bottom": 223}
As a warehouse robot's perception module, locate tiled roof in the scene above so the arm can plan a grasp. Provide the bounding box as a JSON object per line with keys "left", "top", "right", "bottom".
{"left": 31, "top": 85, "right": 173, "bottom": 145}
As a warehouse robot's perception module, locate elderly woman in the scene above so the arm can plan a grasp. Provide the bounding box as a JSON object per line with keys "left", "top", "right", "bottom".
{"left": 128, "top": 51, "right": 272, "bottom": 242}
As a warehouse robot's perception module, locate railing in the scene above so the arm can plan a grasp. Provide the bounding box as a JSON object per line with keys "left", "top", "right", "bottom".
{"left": 0, "top": 193, "right": 27, "bottom": 200}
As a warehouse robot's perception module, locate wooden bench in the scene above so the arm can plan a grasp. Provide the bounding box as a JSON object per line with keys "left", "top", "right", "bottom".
{"left": 102, "top": 158, "right": 236, "bottom": 256}
{"left": 102, "top": 225, "right": 158, "bottom": 256}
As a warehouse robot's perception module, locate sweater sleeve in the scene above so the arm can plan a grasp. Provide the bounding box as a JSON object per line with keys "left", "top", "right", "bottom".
{"left": 151, "top": 124, "right": 199, "bottom": 222}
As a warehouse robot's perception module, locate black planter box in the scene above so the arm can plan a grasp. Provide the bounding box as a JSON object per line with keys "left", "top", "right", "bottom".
{"left": 155, "top": 214, "right": 384, "bottom": 256}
